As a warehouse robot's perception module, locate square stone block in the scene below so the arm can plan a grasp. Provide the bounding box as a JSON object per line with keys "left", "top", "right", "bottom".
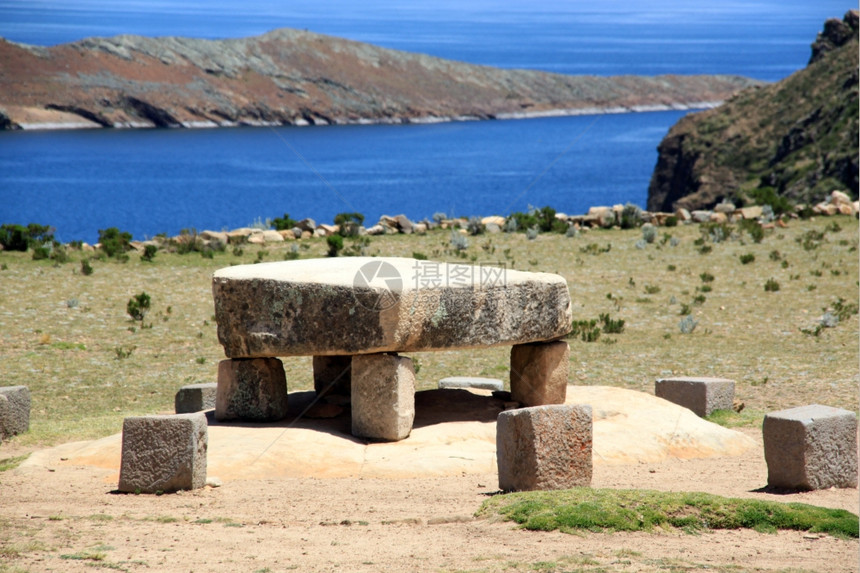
{"left": 510, "top": 341, "right": 569, "bottom": 407}
{"left": 351, "top": 353, "right": 415, "bottom": 441}
{"left": 497, "top": 404, "right": 592, "bottom": 492}
{"left": 0, "top": 386, "right": 31, "bottom": 439}
{"left": 175, "top": 383, "right": 217, "bottom": 414}
{"left": 763, "top": 404, "right": 858, "bottom": 490}
{"left": 118, "top": 413, "right": 208, "bottom": 493}
{"left": 313, "top": 355, "right": 352, "bottom": 397}
{"left": 655, "top": 377, "right": 734, "bottom": 417}
{"left": 216, "top": 358, "right": 288, "bottom": 422}
{"left": 438, "top": 376, "right": 503, "bottom": 392}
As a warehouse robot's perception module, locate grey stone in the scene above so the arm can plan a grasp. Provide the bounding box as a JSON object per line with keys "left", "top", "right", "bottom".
{"left": 212, "top": 257, "right": 572, "bottom": 358}
{"left": 510, "top": 341, "right": 569, "bottom": 407}
{"left": 118, "top": 413, "right": 208, "bottom": 493}
{"left": 691, "top": 210, "right": 713, "bottom": 223}
{"left": 438, "top": 376, "right": 503, "bottom": 391}
{"left": 0, "top": 386, "right": 30, "bottom": 439}
{"left": 174, "top": 382, "right": 217, "bottom": 414}
{"left": 351, "top": 353, "right": 415, "bottom": 441}
{"left": 655, "top": 377, "right": 734, "bottom": 417}
{"left": 497, "top": 404, "right": 592, "bottom": 492}
{"left": 295, "top": 218, "right": 316, "bottom": 232}
{"left": 763, "top": 404, "right": 858, "bottom": 490}
{"left": 215, "top": 358, "right": 288, "bottom": 422}
{"left": 313, "top": 355, "right": 352, "bottom": 396}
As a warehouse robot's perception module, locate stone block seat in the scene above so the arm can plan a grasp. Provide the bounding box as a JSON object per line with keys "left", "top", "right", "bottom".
{"left": 212, "top": 257, "right": 573, "bottom": 441}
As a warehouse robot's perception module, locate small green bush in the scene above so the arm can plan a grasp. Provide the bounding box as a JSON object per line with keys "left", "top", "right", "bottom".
{"left": 141, "top": 244, "right": 157, "bottom": 262}
{"left": 334, "top": 212, "right": 365, "bottom": 237}
{"left": 127, "top": 292, "right": 151, "bottom": 322}
{"left": 764, "top": 278, "right": 780, "bottom": 292}
{"left": 80, "top": 259, "right": 94, "bottom": 276}
{"left": 271, "top": 213, "right": 298, "bottom": 231}
{"left": 326, "top": 234, "right": 344, "bottom": 257}
{"left": 739, "top": 253, "right": 755, "bottom": 265}
{"left": 98, "top": 227, "right": 132, "bottom": 258}
{"left": 699, "top": 272, "right": 715, "bottom": 283}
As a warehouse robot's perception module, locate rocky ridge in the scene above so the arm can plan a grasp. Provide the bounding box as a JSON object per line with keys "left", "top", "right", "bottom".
{"left": 647, "top": 11, "right": 859, "bottom": 213}
{"left": 0, "top": 28, "right": 760, "bottom": 130}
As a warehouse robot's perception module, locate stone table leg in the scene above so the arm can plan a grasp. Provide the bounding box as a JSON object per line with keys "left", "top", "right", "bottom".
{"left": 313, "top": 355, "right": 352, "bottom": 397}
{"left": 351, "top": 353, "right": 415, "bottom": 441}
{"left": 215, "top": 357, "right": 289, "bottom": 422}
{"left": 510, "top": 340, "right": 569, "bottom": 406}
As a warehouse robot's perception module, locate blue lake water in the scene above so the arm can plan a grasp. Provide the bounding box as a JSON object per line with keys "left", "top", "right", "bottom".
{"left": 0, "top": 0, "right": 852, "bottom": 242}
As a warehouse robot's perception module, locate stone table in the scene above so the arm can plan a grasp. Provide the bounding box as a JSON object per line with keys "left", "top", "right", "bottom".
{"left": 212, "top": 257, "right": 572, "bottom": 441}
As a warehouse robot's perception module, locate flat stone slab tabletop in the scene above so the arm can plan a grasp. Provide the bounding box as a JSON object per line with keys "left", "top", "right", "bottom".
{"left": 213, "top": 257, "right": 572, "bottom": 358}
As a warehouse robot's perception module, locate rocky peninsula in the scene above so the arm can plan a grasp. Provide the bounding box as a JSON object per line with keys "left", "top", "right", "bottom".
{"left": 0, "top": 29, "right": 761, "bottom": 130}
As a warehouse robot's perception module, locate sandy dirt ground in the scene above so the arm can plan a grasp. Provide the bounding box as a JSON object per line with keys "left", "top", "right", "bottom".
{"left": 2, "top": 389, "right": 858, "bottom": 573}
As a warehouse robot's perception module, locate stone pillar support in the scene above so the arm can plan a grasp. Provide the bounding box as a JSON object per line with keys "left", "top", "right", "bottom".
{"left": 351, "top": 353, "right": 415, "bottom": 441}
{"left": 510, "top": 340, "right": 569, "bottom": 407}
{"left": 313, "top": 355, "right": 352, "bottom": 397}
{"left": 215, "top": 358, "right": 288, "bottom": 422}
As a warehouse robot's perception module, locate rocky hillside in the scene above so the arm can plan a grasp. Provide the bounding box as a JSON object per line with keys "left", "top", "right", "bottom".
{"left": 647, "top": 11, "right": 859, "bottom": 213}
{"left": 0, "top": 28, "right": 760, "bottom": 130}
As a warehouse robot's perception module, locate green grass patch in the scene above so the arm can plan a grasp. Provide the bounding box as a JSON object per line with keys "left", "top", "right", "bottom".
{"left": 0, "top": 454, "right": 29, "bottom": 472}
{"left": 477, "top": 488, "right": 859, "bottom": 538}
{"left": 704, "top": 408, "right": 764, "bottom": 428}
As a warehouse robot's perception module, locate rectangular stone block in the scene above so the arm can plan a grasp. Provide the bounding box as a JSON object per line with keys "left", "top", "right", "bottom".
{"left": 0, "top": 386, "right": 30, "bottom": 439}
{"left": 763, "top": 404, "right": 858, "bottom": 490}
{"left": 212, "top": 257, "right": 572, "bottom": 358}
{"left": 510, "top": 341, "right": 569, "bottom": 406}
{"left": 438, "top": 376, "right": 503, "bottom": 392}
{"left": 497, "top": 404, "right": 592, "bottom": 492}
{"left": 313, "top": 355, "right": 352, "bottom": 396}
{"left": 175, "top": 382, "right": 217, "bottom": 414}
{"left": 215, "top": 358, "right": 288, "bottom": 422}
{"left": 118, "top": 413, "right": 208, "bottom": 493}
{"left": 351, "top": 353, "right": 415, "bottom": 441}
{"left": 655, "top": 377, "right": 734, "bottom": 417}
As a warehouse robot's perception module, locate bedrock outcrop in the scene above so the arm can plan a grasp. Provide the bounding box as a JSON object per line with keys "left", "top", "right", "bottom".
{"left": 0, "top": 29, "right": 760, "bottom": 130}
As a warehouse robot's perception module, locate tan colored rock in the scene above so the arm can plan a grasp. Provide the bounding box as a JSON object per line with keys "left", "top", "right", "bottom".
{"left": 215, "top": 358, "right": 288, "bottom": 422}
{"left": 675, "top": 208, "right": 691, "bottom": 222}
{"left": 247, "top": 233, "right": 265, "bottom": 244}
{"left": 738, "top": 206, "right": 763, "bottom": 220}
{"left": 831, "top": 190, "right": 852, "bottom": 206}
{"left": 301, "top": 230, "right": 312, "bottom": 239}
{"left": 226, "top": 228, "right": 255, "bottom": 243}
{"left": 212, "top": 257, "right": 572, "bottom": 358}
{"left": 118, "top": 413, "right": 208, "bottom": 493}
{"left": 260, "top": 230, "right": 284, "bottom": 242}
{"left": 497, "top": 404, "right": 592, "bottom": 491}
{"left": 510, "top": 341, "right": 569, "bottom": 406}
{"left": 481, "top": 216, "right": 505, "bottom": 227}
{"left": 351, "top": 353, "right": 415, "bottom": 441}
{"left": 813, "top": 202, "right": 838, "bottom": 216}
{"left": 838, "top": 203, "right": 855, "bottom": 216}
{"left": 200, "top": 230, "right": 228, "bottom": 243}
{"left": 365, "top": 224, "right": 386, "bottom": 236}
{"left": 587, "top": 206, "right": 614, "bottom": 227}
{"left": 278, "top": 230, "right": 296, "bottom": 240}
{"left": 709, "top": 211, "right": 728, "bottom": 224}
{"left": 316, "top": 224, "right": 337, "bottom": 236}
{"left": 413, "top": 223, "right": 427, "bottom": 235}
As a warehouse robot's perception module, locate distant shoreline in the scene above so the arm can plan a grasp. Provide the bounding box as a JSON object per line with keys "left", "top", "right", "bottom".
{"left": 8, "top": 101, "right": 723, "bottom": 132}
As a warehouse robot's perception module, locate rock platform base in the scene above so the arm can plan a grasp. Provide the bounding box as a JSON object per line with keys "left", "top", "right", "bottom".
{"left": 23, "top": 386, "right": 755, "bottom": 481}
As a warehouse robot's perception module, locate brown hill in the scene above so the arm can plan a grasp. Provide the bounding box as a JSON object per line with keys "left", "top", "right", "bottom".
{"left": 0, "top": 29, "right": 760, "bottom": 130}
{"left": 647, "top": 11, "right": 859, "bottom": 213}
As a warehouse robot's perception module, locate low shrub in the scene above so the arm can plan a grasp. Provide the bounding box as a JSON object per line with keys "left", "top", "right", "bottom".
{"left": 98, "top": 227, "right": 132, "bottom": 257}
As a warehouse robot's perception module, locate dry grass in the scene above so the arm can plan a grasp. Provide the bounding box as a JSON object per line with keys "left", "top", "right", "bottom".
{"left": 0, "top": 216, "right": 856, "bottom": 449}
